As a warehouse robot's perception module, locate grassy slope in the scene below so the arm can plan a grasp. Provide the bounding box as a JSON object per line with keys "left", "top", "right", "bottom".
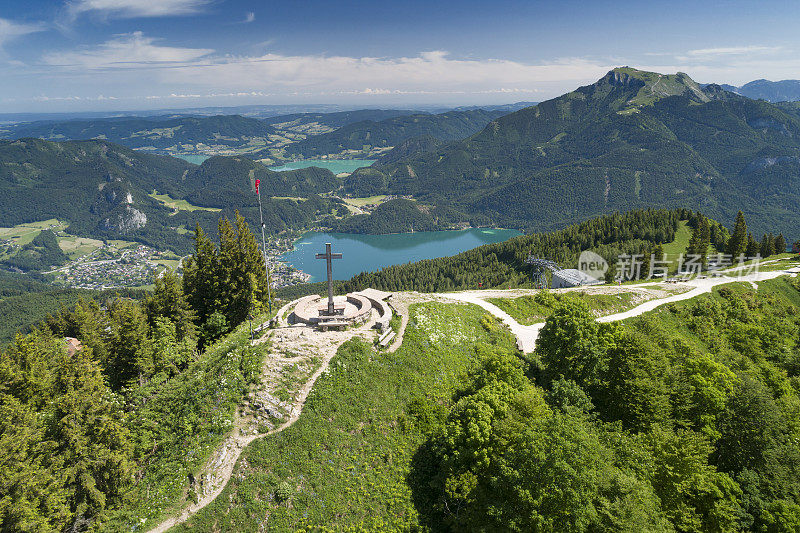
{"left": 169, "top": 274, "right": 800, "bottom": 531}
{"left": 175, "top": 302, "right": 516, "bottom": 531}
{"left": 660, "top": 220, "right": 691, "bottom": 269}
{"left": 488, "top": 291, "right": 641, "bottom": 325}
{"left": 623, "top": 277, "right": 800, "bottom": 360}
{"left": 150, "top": 193, "right": 222, "bottom": 213}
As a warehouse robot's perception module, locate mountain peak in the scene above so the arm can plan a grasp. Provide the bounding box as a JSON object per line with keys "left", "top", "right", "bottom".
{"left": 596, "top": 67, "right": 713, "bottom": 109}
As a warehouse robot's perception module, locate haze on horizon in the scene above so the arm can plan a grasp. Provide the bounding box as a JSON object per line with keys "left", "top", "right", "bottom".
{"left": 1, "top": 0, "right": 799, "bottom": 113}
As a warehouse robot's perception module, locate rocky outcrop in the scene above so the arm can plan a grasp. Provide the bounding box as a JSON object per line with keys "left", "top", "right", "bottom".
{"left": 101, "top": 205, "right": 147, "bottom": 233}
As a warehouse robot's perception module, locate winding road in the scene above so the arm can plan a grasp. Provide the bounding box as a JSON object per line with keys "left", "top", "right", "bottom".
{"left": 439, "top": 266, "right": 800, "bottom": 353}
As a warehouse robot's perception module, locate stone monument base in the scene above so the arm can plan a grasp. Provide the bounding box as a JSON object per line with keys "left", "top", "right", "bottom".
{"left": 289, "top": 289, "right": 393, "bottom": 332}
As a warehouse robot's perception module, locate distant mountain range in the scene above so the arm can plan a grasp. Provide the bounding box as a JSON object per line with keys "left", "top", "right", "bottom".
{"left": 4, "top": 68, "right": 800, "bottom": 253}
{"left": 0, "top": 105, "right": 532, "bottom": 162}
{"left": 280, "top": 109, "right": 510, "bottom": 159}
{"left": 719, "top": 79, "right": 800, "bottom": 102}
{"left": 0, "top": 115, "right": 276, "bottom": 154}
{"left": 352, "top": 67, "right": 800, "bottom": 236}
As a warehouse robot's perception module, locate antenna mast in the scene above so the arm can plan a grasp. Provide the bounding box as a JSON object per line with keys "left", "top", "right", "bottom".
{"left": 256, "top": 180, "right": 273, "bottom": 318}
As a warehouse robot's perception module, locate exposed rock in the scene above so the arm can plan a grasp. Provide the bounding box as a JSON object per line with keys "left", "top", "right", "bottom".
{"left": 101, "top": 205, "right": 147, "bottom": 233}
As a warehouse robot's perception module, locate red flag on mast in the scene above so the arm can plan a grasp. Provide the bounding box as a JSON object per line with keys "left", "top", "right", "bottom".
{"left": 255, "top": 179, "right": 260, "bottom": 195}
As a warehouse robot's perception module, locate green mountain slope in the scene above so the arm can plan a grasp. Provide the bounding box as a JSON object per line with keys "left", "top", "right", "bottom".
{"left": 283, "top": 109, "right": 509, "bottom": 158}
{"left": 0, "top": 139, "right": 340, "bottom": 254}
{"left": 358, "top": 68, "right": 800, "bottom": 235}
{"left": 184, "top": 156, "right": 340, "bottom": 208}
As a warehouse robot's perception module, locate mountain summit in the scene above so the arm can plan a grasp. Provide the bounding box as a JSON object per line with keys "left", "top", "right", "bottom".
{"left": 356, "top": 68, "right": 800, "bottom": 235}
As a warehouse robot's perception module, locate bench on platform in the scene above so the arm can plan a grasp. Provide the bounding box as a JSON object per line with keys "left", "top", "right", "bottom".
{"left": 317, "top": 320, "right": 349, "bottom": 331}
{"left": 379, "top": 330, "right": 396, "bottom": 348}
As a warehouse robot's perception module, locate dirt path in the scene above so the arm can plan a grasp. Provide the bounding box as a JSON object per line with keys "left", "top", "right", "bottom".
{"left": 146, "top": 324, "right": 375, "bottom": 533}
{"left": 437, "top": 268, "right": 800, "bottom": 353}
{"left": 438, "top": 292, "right": 544, "bottom": 352}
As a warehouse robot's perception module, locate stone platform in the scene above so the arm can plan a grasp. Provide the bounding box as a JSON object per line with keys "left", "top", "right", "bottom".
{"left": 289, "top": 290, "right": 393, "bottom": 332}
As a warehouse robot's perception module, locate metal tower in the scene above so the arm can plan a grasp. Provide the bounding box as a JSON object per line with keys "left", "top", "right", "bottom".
{"left": 525, "top": 255, "right": 561, "bottom": 289}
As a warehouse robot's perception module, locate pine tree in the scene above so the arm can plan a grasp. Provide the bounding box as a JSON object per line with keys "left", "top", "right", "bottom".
{"left": 641, "top": 246, "right": 652, "bottom": 280}
{"left": 183, "top": 224, "right": 221, "bottom": 326}
{"left": 107, "top": 298, "right": 149, "bottom": 389}
{"left": 775, "top": 234, "right": 787, "bottom": 255}
{"left": 0, "top": 393, "right": 71, "bottom": 531}
{"left": 760, "top": 234, "right": 775, "bottom": 258}
{"left": 218, "top": 211, "right": 269, "bottom": 327}
{"left": 727, "top": 211, "right": 748, "bottom": 258}
{"left": 746, "top": 233, "right": 760, "bottom": 258}
{"left": 146, "top": 270, "right": 197, "bottom": 343}
{"left": 47, "top": 346, "right": 132, "bottom": 522}
{"left": 686, "top": 215, "right": 711, "bottom": 266}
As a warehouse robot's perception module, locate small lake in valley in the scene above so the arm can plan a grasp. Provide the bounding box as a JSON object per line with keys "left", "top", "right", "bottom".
{"left": 269, "top": 159, "right": 376, "bottom": 173}
{"left": 280, "top": 228, "right": 522, "bottom": 281}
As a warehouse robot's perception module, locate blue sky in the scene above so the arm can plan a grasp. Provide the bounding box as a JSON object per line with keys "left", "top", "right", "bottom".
{"left": 1, "top": 0, "right": 799, "bottom": 112}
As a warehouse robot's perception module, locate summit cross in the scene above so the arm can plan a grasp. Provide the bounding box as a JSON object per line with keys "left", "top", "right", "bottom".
{"left": 315, "top": 242, "right": 342, "bottom": 315}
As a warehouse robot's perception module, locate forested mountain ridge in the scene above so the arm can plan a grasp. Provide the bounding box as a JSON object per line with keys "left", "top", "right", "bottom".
{"left": 338, "top": 208, "right": 688, "bottom": 293}
{"left": 356, "top": 67, "right": 800, "bottom": 236}
{"left": 183, "top": 155, "right": 340, "bottom": 207}
{"left": 0, "top": 107, "right": 520, "bottom": 162}
{"left": 280, "top": 108, "right": 510, "bottom": 158}
{"left": 0, "top": 139, "right": 341, "bottom": 254}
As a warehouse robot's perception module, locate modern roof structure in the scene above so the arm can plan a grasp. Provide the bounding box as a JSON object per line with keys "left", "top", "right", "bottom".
{"left": 551, "top": 268, "right": 604, "bottom": 289}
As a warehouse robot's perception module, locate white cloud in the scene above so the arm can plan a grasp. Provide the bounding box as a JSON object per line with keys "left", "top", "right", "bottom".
{"left": 0, "top": 18, "right": 46, "bottom": 49}
{"left": 36, "top": 36, "right": 614, "bottom": 99}
{"left": 244, "top": 12, "right": 255, "bottom": 23}
{"left": 66, "top": 0, "right": 211, "bottom": 20}
{"left": 43, "top": 31, "right": 213, "bottom": 69}
{"left": 637, "top": 44, "right": 799, "bottom": 85}
{"left": 685, "top": 45, "right": 782, "bottom": 58}
{"left": 159, "top": 50, "right": 613, "bottom": 94}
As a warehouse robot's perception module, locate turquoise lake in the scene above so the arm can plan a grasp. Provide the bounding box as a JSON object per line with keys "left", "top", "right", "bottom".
{"left": 269, "top": 159, "right": 375, "bottom": 173}
{"left": 280, "top": 228, "right": 522, "bottom": 282}
{"left": 174, "top": 154, "right": 210, "bottom": 164}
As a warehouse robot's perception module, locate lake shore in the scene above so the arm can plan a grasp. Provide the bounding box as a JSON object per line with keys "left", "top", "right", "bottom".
{"left": 278, "top": 228, "right": 522, "bottom": 283}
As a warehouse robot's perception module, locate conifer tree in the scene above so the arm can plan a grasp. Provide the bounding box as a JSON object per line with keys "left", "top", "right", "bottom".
{"left": 47, "top": 346, "right": 132, "bottom": 523}
{"left": 775, "top": 234, "right": 786, "bottom": 255}
{"left": 0, "top": 393, "right": 71, "bottom": 531}
{"left": 760, "top": 234, "right": 775, "bottom": 258}
{"left": 218, "top": 211, "right": 269, "bottom": 327}
{"left": 183, "top": 224, "right": 221, "bottom": 326}
{"left": 746, "top": 233, "right": 760, "bottom": 258}
{"left": 107, "top": 298, "right": 149, "bottom": 389}
{"left": 687, "top": 214, "right": 711, "bottom": 266}
{"left": 641, "top": 246, "right": 652, "bottom": 280}
{"left": 146, "top": 270, "right": 197, "bottom": 343}
{"left": 727, "top": 211, "right": 748, "bottom": 258}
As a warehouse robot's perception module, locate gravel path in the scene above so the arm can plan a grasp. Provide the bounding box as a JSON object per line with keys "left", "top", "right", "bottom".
{"left": 437, "top": 268, "right": 800, "bottom": 353}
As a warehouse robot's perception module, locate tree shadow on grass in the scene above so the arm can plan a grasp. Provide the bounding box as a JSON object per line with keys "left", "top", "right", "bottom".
{"left": 406, "top": 438, "right": 449, "bottom": 533}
